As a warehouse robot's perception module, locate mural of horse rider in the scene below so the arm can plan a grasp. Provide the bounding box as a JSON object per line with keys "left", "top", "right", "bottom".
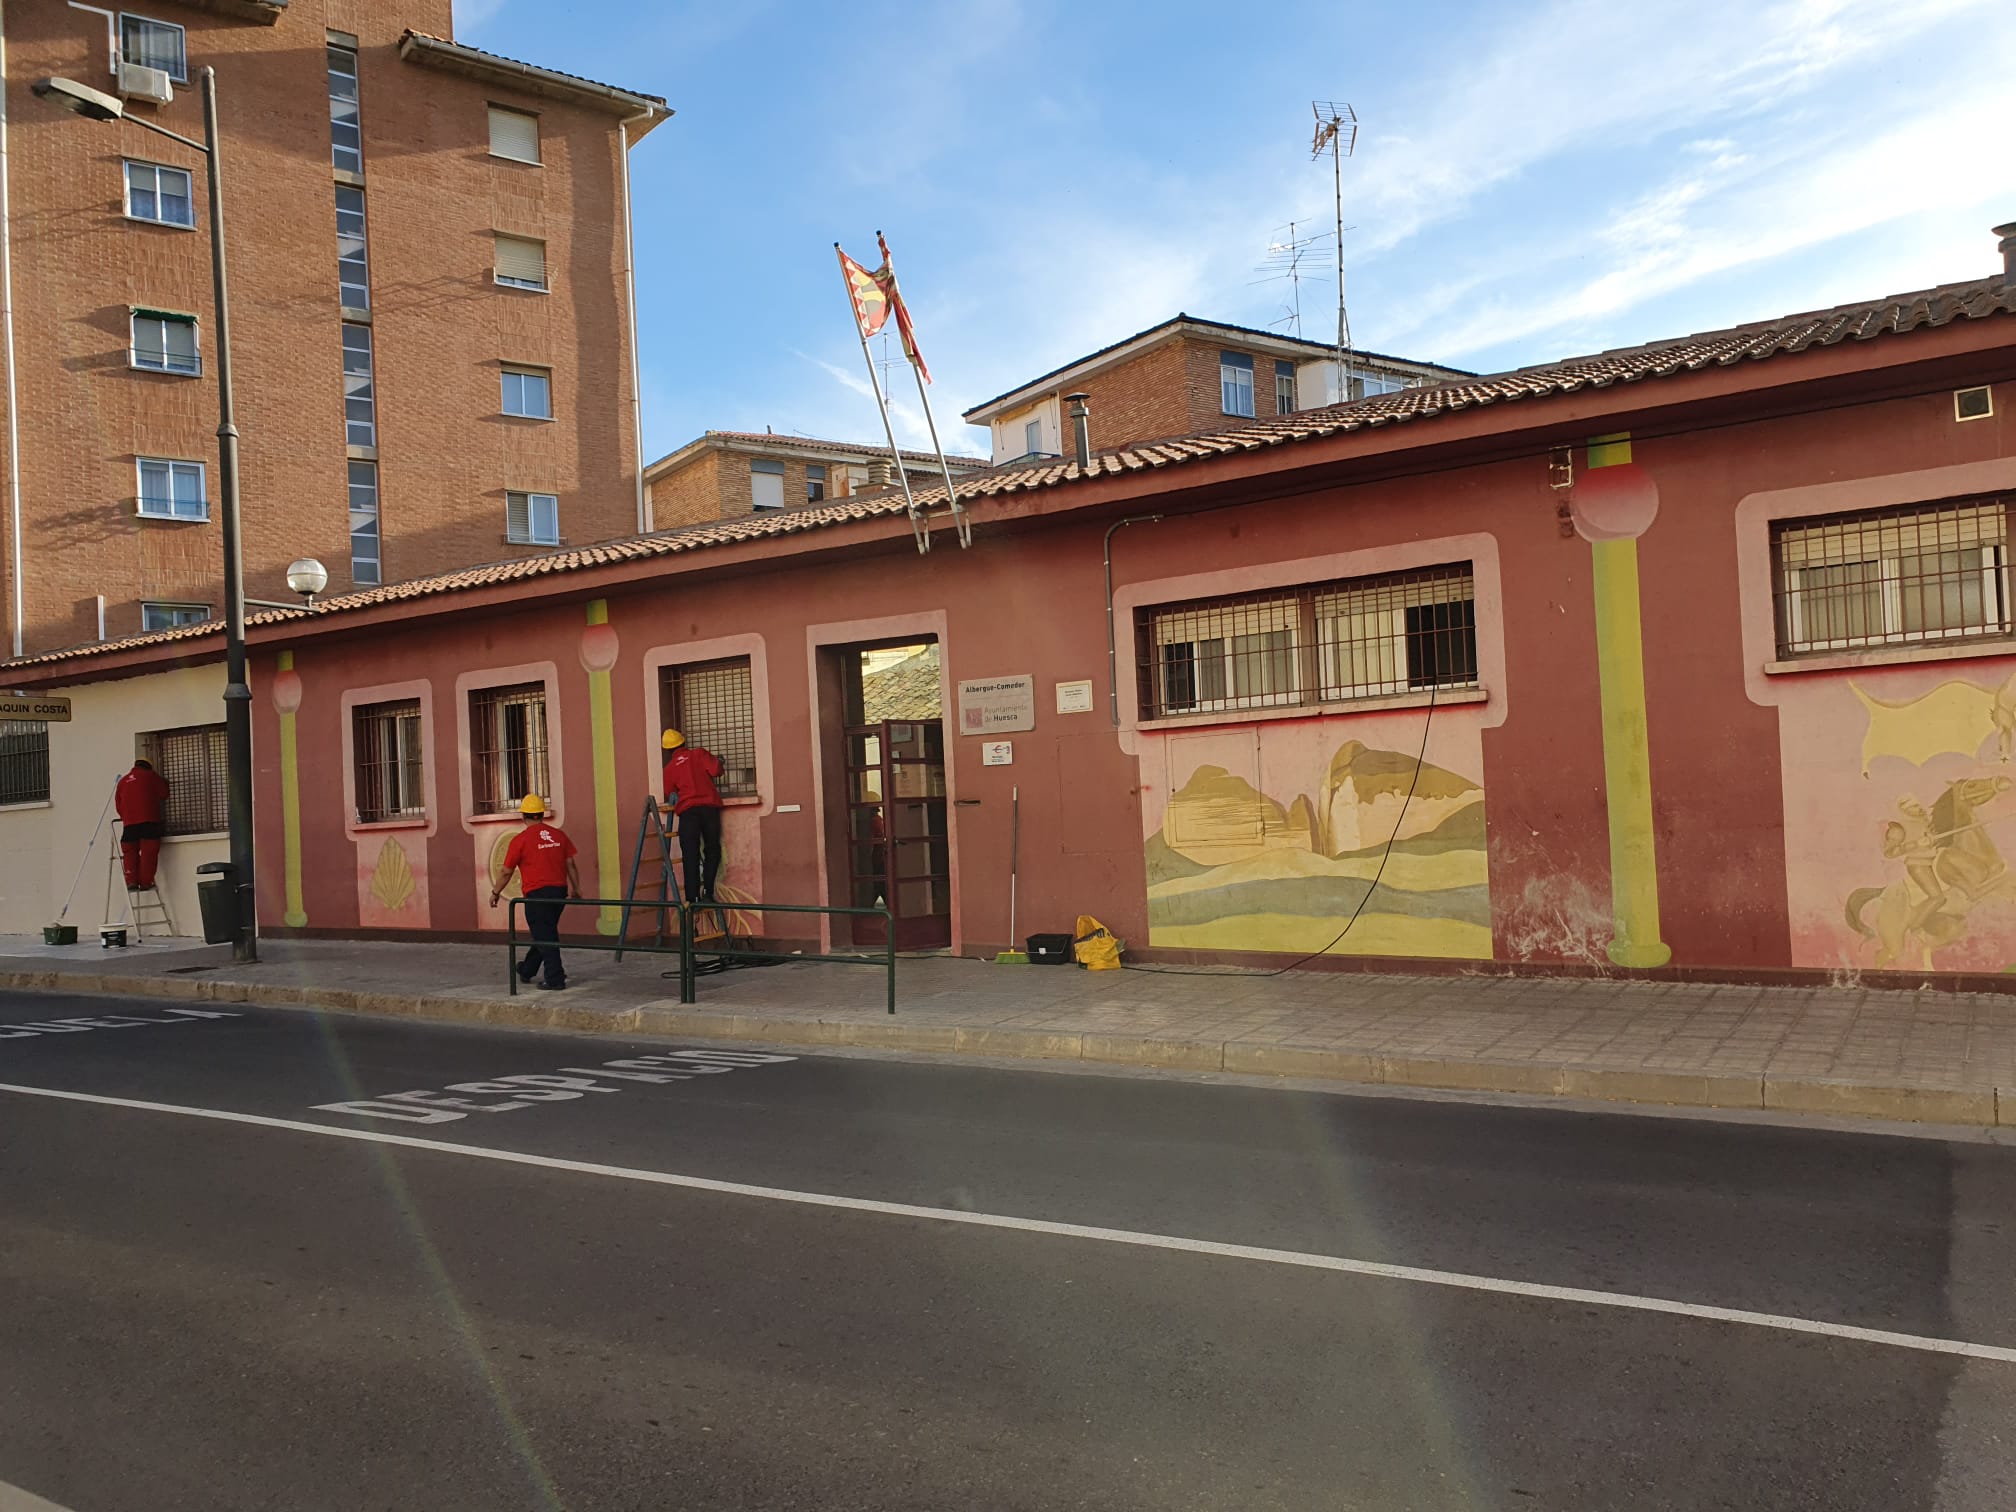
{"left": 1850, "top": 775, "right": 2015, "bottom": 968}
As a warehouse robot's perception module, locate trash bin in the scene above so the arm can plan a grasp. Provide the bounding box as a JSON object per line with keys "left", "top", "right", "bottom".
{"left": 195, "top": 861, "right": 239, "bottom": 945}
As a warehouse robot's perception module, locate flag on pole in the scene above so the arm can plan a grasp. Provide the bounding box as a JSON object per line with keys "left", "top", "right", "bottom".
{"left": 838, "top": 247, "right": 891, "bottom": 340}
{"left": 875, "top": 232, "right": 931, "bottom": 385}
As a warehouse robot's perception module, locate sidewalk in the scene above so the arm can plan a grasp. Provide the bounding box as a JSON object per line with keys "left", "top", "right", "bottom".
{"left": 4, "top": 935, "right": 2015, "bottom": 1127}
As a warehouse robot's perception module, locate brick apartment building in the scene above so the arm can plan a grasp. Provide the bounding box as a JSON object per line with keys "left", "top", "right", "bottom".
{"left": 0, "top": 0, "right": 667, "bottom": 655}
{"left": 962, "top": 315, "right": 1469, "bottom": 464}
{"left": 645, "top": 430, "right": 988, "bottom": 529}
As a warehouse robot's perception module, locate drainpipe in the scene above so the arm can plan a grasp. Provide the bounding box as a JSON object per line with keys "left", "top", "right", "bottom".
{"left": 0, "top": 0, "right": 23, "bottom": 657}
{"left": 619, "top": 107, "right": 652, "bottom": 533}
{"left": 1104, "top": 513, "right": 1162, "bottom": 726}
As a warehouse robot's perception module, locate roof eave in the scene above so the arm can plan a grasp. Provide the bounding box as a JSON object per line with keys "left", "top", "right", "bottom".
{"left": 159, "top": 0, "right": 287, "bottom": 23}
{"left": 397, "top": 31, "right": 671, "bottom": 126}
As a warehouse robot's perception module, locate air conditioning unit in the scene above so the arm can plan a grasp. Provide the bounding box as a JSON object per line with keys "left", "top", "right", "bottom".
{"left": 117, "top": 62, "right": 174, "bottom": 106}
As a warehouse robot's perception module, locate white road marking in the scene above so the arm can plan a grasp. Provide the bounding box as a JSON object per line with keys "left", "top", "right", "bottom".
{"left": 0, "top": 1477, "right": 76, "bottom": 1511}
{"left": 4, "top": 1078, "right": 2013, "bottom": 1366}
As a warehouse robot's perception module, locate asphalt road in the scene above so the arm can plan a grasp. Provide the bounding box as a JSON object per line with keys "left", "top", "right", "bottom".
{"left": 2, "top": 988, "right": 2014, "bottom": 1511}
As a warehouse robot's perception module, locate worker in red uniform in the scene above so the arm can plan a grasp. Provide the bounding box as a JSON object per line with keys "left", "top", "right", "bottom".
{"left": 489, "top": 794, "right": 581, "bottom": 991}
{"left": 114, "top": 757, "right": 170, "bottom": 890}
{"left": 661, "top": 728, "right": 725, "bottom": 903}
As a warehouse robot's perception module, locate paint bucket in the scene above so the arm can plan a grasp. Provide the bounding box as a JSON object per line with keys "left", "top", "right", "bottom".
{"left": 43, "top": 924, "right": 77, "bottom": 946}
{"left": 99, "top": 926, "right": 128, "bottom": 948}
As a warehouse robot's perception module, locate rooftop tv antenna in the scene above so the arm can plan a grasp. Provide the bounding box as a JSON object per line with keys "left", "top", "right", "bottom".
{"left": 1311, "top": 100, "right": 1358, "bottom": 403}
{"left": 1252, "top": 218, "right": 1326, "bottom": 337}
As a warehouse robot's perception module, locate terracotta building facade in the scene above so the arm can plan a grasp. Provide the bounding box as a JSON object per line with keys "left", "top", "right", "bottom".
{"left": 0, "top": 0, "right": 667, "bottom": 655}
{"left": 6, "top": 248, "right": 2015, "bottom": 990}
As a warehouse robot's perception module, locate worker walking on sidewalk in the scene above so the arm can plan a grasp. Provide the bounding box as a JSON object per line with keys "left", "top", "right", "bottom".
{"left": 490, "top": 795, "right": 581, "bottom": 991}
{"left": 662, "top": 728, "right": 725, "bottom": 903}
{"left": 115, "top": 757, "right": 170, "bottom": 891}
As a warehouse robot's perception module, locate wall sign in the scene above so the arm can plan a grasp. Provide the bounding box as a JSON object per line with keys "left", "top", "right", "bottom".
{"left": 0, "top": 695, "right": 71, "bottom": 722}
{"left": 982, "top": 741, "right": 1014, "bottom": 766}
{"left": 1055, "top": 680, "right": 1095, "bottom": 715}
{"left": 957, "top": 674, "right": 1035, "bottom": 734}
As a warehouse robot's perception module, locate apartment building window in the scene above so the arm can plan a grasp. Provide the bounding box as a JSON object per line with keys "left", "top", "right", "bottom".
{"left": 353, "top": 700, "right": 424, "bottom": 824}
{"left": 349, "top": 461, "right": 381, "bottom": 585}
{"left": 494, "top": 234, "right": 547, "bottom": 291}
{"left": 1141, "top": 563, "right": 1478, "bottom": 719}
{"left": 135, "top": 457, "right": 206, "bottom": 520}
{"left": 806, "top": 465, "right": 827, "bottom": 503}
{"left": 120, "top": 14, "right": 186, "bottom": 82}
{"left": 501, "top": 366, "right": 551, "bottom": 419}
{"left": 1024, "top": 418, "right": 1042, "bottom": 456}
{"left": 124, "top": 160, "right": 193, "bottom": 227}
{"left": 0, "top": 722, "right": 51, "bottom": 806}
{"left": 469, "top": 683, "right": 549, "bottom": 813}
{"left": 141, "top": 602, "right": 209, "bottom": 631}
{"left": 138, "top": 724, "right": 228, "bottom": 835}
{"left": 1773, "top": 497, "right": 2011, "bottom": 656}
{"left": 506, "top": 491, "right": 559, "bottom": 546}
{"left": 659, "top": 658, "right": 757, "bottom": 797}
{"left": 131, "top": 311, "right": 198, "bottom": 375}
{"left": 342, "top": 323, "right": 376, "bottom": 448}
{"left": 750, "top": 459, "right": 786, "bottom": 511}
{"left": 1275, "top": 360, "right": 1297, "bottom": 415}
{"left": 327, "top": 44, "right": 362, "bottom": 173}
{"left": 488, "top": 107, "right": 541, "bottom": 165}
{"left": 335, "top": 186, "right": 370, "bottom": 310}
{"left": 1220, "top": 352, "right": 1255, "bottom": 418}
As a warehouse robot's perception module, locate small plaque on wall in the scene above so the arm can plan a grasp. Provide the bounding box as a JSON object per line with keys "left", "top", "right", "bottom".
{"left": 957, "top": 674, "right": 1036, "bottom": 734}
{"left": 981, "top": 741, "right": 1014, "bottom": 766}
{"left": 1054, "top": 679, "right": 1094, "bottom": 715}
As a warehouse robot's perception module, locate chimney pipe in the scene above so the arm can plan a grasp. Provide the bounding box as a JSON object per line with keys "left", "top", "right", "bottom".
{"left": 1998, "top": 222, "right": 2016, "bottom": 284}
{"left": 1065, "top": 391, "right": 1091, "bottom": 469}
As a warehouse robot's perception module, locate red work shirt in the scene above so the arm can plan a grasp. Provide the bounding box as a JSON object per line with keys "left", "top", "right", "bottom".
{"left": 503, "top": 822, "right": 576, "bottom": 892}
{"left": 115, "top": 765, "right": 170, "bottom": 826}
{"left": 662, "top": 747, "right": 725, "bottom": 816}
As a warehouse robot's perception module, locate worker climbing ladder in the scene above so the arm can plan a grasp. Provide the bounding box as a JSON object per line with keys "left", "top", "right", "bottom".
{"left": 615, "top": 796, "right": 731, "bottom": 962}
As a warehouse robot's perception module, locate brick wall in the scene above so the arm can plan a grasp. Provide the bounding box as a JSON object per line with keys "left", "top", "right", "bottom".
{"left": 0, "top": 0, "right": 647, "bottom": 652}
{"left": 647, "top": 452, "right": 722, "bottom": 529}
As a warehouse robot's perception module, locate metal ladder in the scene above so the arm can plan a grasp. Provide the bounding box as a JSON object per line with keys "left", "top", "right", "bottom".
{"left": 102, "top": 819, "right": 176, "bottom": 944}
{"left": 615, "top": 796, "right": 727, "bottom": 960}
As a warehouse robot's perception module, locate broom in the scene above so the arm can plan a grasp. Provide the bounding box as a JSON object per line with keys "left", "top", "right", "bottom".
{"left": 994, "top": 785, "right": 1027, "bottom": 963}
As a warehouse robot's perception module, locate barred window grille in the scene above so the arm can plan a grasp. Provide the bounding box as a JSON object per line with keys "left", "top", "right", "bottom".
{"left": 353, "top": 699, "right": 425, "bottom": 823}
{"left": 0, "top": 721, "right": 50, "bottom": 805}
{"left": 1141, "top": 562, "right": 1479, "bottom": 720}
{"left": 1773, "top": 497, "right": 2011, "bottom": 656}
{"left": 470, "top": 682, "right": 549, "bottom": 813}
{"left": 660, "top": 658, "right": 757, "bottom": 797}
{"left": 137, "top": 724, "right": 228, "bottom": 836}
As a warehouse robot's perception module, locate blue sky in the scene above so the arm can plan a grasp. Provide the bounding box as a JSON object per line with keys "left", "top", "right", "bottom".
{"left": 454, "top": 0, "right": 2015, "bottom": 463}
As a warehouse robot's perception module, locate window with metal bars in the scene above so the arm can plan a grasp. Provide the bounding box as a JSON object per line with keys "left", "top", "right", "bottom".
{"left": 353, "top": 699, "right": 425, "bottom": 824}
{"left": 0, "top": 721, "right": 50, "bottom": 805}
{"left": 1772, "top": 497, "right": 2011, "bottom": 656}
{"left": 137, "top": 724, "right": 227, "bottom": 836}
{"left": 659, "top": 658, "right": 757, "bottom": 797}
{"left": 1139, "top": 563, "right": 1479, "bottom": 720}
{"left": 469, "top": 683, "right": 549, "bottom": 814}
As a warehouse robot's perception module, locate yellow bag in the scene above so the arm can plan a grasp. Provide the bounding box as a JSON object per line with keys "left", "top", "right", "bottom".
{"left": 1073, "top": 914, "right": 1122, "bottom": 971}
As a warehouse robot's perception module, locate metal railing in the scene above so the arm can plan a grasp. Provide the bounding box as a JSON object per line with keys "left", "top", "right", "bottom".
{"left": 505, "top": 895, "right": 896, "bottom": 1013}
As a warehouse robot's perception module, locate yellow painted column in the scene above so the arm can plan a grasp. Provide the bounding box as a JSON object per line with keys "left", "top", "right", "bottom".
{"left": 271, "top": 651, "right": 307, "bottom": 928}
{"left": 580, "top": 600, "right": 623, "bottom": 935}
{"left": 1578, "top": 437, "right": 1671, "bottom": 967}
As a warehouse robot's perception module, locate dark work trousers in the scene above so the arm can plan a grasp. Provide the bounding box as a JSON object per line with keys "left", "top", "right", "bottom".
{"left": 679, "top": 805, "right": 724, "bottom": 903}
{"left": 120, "top": 821, "right": 165, "bottom": 889}
{"left": 518, "top": 885, "right": 569, "bottom": 987}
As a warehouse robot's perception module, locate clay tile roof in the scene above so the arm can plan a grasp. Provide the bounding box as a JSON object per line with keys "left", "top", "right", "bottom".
{"left": 8, "top": 271, "right": 2011, "bottom": 676}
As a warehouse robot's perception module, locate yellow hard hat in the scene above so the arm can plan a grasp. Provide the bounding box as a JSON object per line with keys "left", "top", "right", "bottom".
{"left": 518, "top": 794, "right": 547, "bottom": 816}
{"left": 661, "top": 729, "right": 685, "bottom": 750}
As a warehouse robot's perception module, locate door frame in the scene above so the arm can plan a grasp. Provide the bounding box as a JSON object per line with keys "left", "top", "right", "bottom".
{"left": 805, "top": 612, "right": 960, "bottom": 955}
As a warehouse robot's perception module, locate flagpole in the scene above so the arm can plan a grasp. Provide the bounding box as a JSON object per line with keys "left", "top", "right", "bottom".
{"left": 835, "top": 244, "right": 928, "bottom": 554}
{"left": 905, "top": 361, "right": 970, "bottom": 549}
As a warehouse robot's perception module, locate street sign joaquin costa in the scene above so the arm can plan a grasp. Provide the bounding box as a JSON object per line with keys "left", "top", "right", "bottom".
{"left": 0, "top": 695, "right": 71, "bottom": 722}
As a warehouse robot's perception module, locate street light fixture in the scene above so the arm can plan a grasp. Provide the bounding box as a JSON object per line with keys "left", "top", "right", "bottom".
{"left": 36, "top": 68, "right": 258, "bottom": 963}
{"left": 285, "top": 558, "right": 329, "bottom": 606}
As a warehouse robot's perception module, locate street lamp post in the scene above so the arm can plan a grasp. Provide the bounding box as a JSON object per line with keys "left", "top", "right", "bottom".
{"left": 35, "top": 69, "right": 257, "bottom": 962}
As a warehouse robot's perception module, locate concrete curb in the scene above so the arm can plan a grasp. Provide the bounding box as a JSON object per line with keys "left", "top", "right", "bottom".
{"left": 5, "top": 966, "right": 2011, "bottom": 1128}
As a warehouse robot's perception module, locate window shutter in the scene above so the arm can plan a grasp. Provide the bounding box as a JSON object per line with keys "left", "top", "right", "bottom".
{"left": 494, "top": 234, "right": 546, "bottom": 287}
{"left": 506, "top": 491, "right": 530, "bottom": 540}
{"left": 488, "top": 108, "right": 541, "bottom": 164}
